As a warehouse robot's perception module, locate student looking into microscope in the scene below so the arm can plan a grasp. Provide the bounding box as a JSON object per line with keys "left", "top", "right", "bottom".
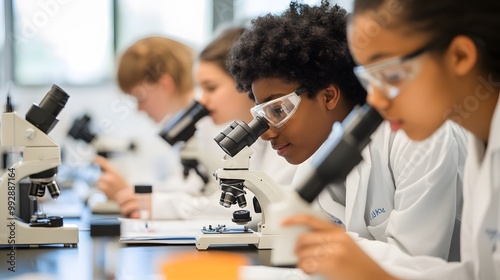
{"left": 96, "top": 28, "right": 297, "bottom": 220}
{"left": 227, "top": 0, "right": 467, "bottom": 267}
{"left": 94, "top": 36, "right": 203, "bottom": 218}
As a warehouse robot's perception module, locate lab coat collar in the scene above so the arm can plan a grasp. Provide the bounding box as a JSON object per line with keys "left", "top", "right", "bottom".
{"left": 345, "top": 143, "right": 372, "bottom": 232}
{"left": 470, "top": 92, "right": 500, "bottom": 166}
{"left": 487, "top": 92, "right": 500, "bottom": 152}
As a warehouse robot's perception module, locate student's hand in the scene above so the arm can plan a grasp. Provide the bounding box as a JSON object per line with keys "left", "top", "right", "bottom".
{"left": 282, "top": 214, "right": 398, "bottom": 280}
{"left": 114, "top": 188, "right": 140, "bottom": 218}
{"left": 94, "top": 156, "right": 131, "bottom": 200}
{"left": 94, "top": 156, "right": 139, "bottom": 218}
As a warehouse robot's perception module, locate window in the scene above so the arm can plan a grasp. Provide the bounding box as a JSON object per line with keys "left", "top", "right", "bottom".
{"left": 233, "top": 0, "right": 352, "bottom": 24}
{"left": 8, "top": 0, "right": 352, "bottom": 87}
{"left": 12, "top": 0, "right": 114, "bottom": 86}
{"left": 116, "top": 0, "right": 211, "bottom": 54}
{"left": 10, "top": 0, "right": 212, "bottom": 86}
{"left": 233, "top": 0, "right": 323, "bottom": 23}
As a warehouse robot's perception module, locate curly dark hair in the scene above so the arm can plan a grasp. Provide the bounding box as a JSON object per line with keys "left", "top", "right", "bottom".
{"left": 228, "top": 0, "right": 366, "bottom": 107}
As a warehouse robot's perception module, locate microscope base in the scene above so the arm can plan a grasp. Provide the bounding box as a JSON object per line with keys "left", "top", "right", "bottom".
{"left": 195, "top": 232, "right": 283, "bottom": 250}
{"left": 1, "top": 220, "right": 79, "bottom": 247}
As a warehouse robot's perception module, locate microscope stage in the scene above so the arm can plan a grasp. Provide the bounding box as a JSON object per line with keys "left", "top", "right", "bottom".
{"left": 201, "top": 224, "right": 253, "bottom": 234}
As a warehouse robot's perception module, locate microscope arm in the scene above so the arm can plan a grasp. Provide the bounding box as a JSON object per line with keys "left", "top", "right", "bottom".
{"left": 1, "top": 112, "right": 61, "bottom": 180}
{"left": 2, "top": 112, "right": 59, "bottom": 147}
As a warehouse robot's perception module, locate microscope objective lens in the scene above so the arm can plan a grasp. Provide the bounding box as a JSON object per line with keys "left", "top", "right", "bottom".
{"left": 220, "top": 192, "right": 235, "bottom": 207}
{"left": 36, "top": 184, "right": 46, "bottom": 197}
{"left": 47, "top": 182, "right": 61, "bottom": 199}
{"left": 235, "top": 194, "right": 247, "bottom": 208}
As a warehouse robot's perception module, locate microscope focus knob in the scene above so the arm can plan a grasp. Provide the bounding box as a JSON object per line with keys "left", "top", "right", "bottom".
{"left": 25, "top": 128, "right": 36, "bottom": 139}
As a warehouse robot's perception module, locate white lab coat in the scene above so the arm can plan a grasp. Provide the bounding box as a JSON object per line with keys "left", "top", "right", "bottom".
{"left": 355, "top": 95, "right": 500, "bottom": 279}
{"left": 151, "top": 117, "right": 297, "bottom": 220}
{"left": 294, "top": 120, "right": 468, "bottom": 261}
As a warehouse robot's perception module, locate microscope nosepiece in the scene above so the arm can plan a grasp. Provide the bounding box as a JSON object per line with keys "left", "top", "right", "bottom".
{"left": 29, "top": 170, "right": 60, "bottom": 200}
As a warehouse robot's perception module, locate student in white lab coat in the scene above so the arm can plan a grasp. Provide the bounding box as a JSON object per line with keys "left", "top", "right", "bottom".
{"left": 227, "top": 0, "right": 467, "bottom": 272}
{"left": 150, "top": 26, "right": 297, "bottom": 220}
{"left": 94, "top": 36, "right": 199, "bottom": 217}
{"left": 279, "top": 0, "right": 500, "bottom": 279}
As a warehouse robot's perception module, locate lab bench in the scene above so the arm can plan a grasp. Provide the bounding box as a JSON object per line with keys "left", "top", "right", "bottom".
{"left": 0, "top": 213, "right": 273, "bottom": 280}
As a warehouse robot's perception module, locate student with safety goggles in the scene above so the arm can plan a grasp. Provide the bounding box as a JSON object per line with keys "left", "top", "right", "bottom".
{"left": 227, "top": 1, "right": 468, "bottom": 277}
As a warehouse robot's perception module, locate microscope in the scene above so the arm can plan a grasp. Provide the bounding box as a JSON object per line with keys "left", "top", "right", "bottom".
{"left": 267, "top": 104, "right": 384, "bottom": 265}
{"left": 195, "top": 116, "right": 289, "bottom": 250}
{"left": 0, "top": 85, "right": 79, "bottom": 247}
{"left": 159, "top": 99, "right": 210, "bottom": 186}
{"left": 67, "top": 113, "right": 137, "bottom": 159}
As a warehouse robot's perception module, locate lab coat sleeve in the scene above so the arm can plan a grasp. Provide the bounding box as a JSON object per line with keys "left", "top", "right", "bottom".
{"left": 150, "top": 179, "right": 237, "bottom": 220}
{"left": 385, "top": 122, "right": 463, "bottom": 259}
{"left": 353, "top": 234, "right": 475, "bottom": 280}
{"left": 151, "top": 191, "right": 211, "bottom": 220}
{"left": 155, "top": 169, "right": 207, "bottom": 194}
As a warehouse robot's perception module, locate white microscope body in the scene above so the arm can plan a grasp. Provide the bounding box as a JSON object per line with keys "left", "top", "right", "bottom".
{"left": 0, "top": 112, "right": 78, "bottom": 246}
{"left": 195, "top": 146, "right": 288, "bottom": 250}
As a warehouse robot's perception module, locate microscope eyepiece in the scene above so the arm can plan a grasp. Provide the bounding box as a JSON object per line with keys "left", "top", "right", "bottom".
{"left": 159, "top": 100, "right": 209, "bottom": 145}
{"left": 38, "top": 84, "right": 69, "bottom": 117}
{"left": 68, "top": 114, "right": 96, "bottom": 143}
{"left": 214, "top": 116, "right": 269, "bottom": 157}
{"left": 26, "top": 84, "right": 69, "bottom": 134}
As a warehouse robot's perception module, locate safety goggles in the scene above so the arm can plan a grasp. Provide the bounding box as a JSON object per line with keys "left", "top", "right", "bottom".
{"left": 250, "top": 87, "right": 307, "bottom": 128}
{"left": 353, "top": 39, "right": 449, "bottom": 99}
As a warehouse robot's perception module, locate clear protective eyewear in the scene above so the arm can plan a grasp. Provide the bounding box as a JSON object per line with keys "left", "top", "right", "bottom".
{"left": 353, "top": 39, "right": 448, "bottom": 99}
{"left": 250, "top": 87, "right": 307, "bottom": 128}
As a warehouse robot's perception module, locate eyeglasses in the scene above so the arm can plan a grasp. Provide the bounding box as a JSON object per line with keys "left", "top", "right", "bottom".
{"left": 250, "top": 87, "right": 307, "bottom": 128}
{"left": 353, "top": 39, "right": 449, "bottom": 99}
